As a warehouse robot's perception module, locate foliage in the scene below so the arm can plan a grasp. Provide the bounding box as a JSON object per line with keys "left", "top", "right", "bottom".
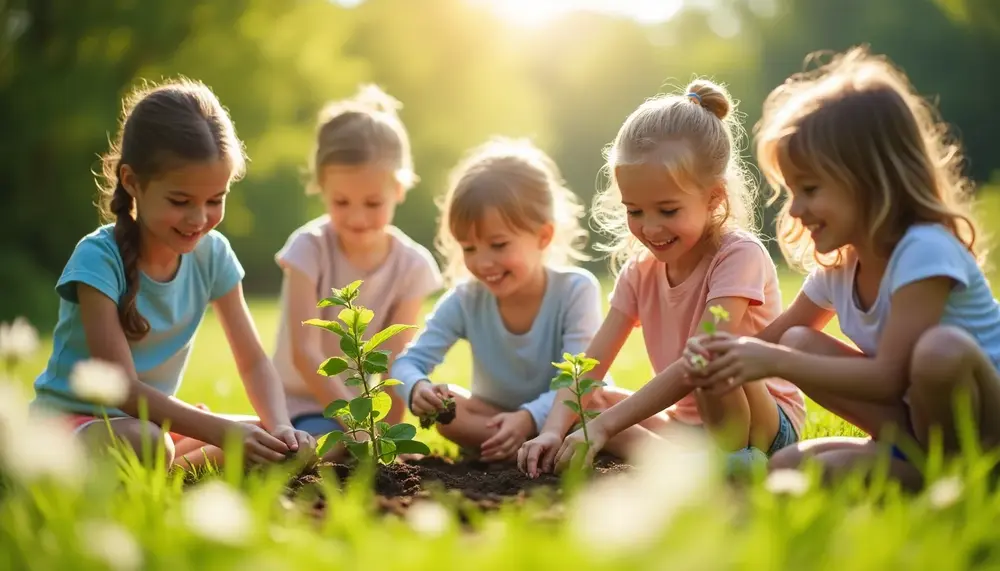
{"left": 551, "top": 352, "right": 604, "bottom": 462}
{"left": 689, "top": 305, "right": 731, "bottom": 370}
{"left": 303, "top": 280, "right": 430, "bottom": 465}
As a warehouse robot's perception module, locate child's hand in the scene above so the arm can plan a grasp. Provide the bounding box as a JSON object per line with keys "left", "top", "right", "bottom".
{"left": 554, "top": 421, "right": 609, "bottom": 473}
{"left": 689, "top": 335, "right": 781, "bottom": 395}
{"left": 682, "top": 332, "right": 734, "bottom": 379}
{"left": 410, "top": 380, "right": 452, "bottom": 416}
{"left": 271, "top": 424, "right": 317, "bottom": 459}
{"left": 480, "top": 410, "right": 535, "bottom": 462}
{"left": 235, "top": 423, "right": 290, "bottom": 464}
{"left": 516, "top": 431, "right": 563, "bottom": 478}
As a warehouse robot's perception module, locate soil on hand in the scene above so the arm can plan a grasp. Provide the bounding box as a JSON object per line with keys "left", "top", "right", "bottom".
{"left": 288, "top": 453, "right": 630, "bottom": 521}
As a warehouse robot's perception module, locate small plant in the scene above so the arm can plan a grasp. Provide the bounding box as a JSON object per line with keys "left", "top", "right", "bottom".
{"left": 689, "top": 304, "right": 731, "bottom": 370}
{"left": 550, "top": 352, "right": 604, "bottom": 457}
{"left": 418, "top": 396, "right": 457, "bottom": 429}
{"left": 304, "top": 280, "right": 430, "bottom": 464}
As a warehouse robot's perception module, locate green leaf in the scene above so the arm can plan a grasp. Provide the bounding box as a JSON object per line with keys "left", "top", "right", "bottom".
{"left": 550, "top": 371, "right": 575, "bottom": 390}
{"left": 371, "top": 391, "right": 392, "bottom": 421}
{"left": 578, "top": 357, "right": 599, "bottom": 373}
{"left": 341, "top": 280, "right": 363, "bottom": 301}
{"left": 302, "top": 319, "right": 345, "bottom": 336}
{"left": 363, "top": 350, "right": 390, "bottom": 375}
{"left": 393, "top": 439, "right": 431, "bottom": 455}
{"left": 323, "top": 399, "right": 349, "bottom": 418}
{"left": 377, "top": 438, "right": 398, "bottom": 464}
{"left": 356, "top": 308, "right": 374, "bottom": 327}
{"left": 376, "top": 421, "right": 392, "bottom": 435}
{"left": 379, "top": 379, "right": 403, "bottom": 387}
{"left": 346, "top": 440, "right": 370, "bottom": 461}
{"left": 362, "top": 324, "right": 417, "bottom": 353}
{"left": 317, "top": 295, "right": 347, "bottom": 308}
{"left": 578, "top": 378, "right": 605, "bottom": 393}
{"left": 350, "top": 396, "right": 372, "bottom": 420}
{"left": 562, "top": 399, "right": 582, "bottom": 413}
{"left": 562, "top": 352, "right": 575, "bottom": 363}
{"left": 338, "top": 308, "right": 359, "bottom": 331}
{"left": 340, "top": 335, "right": 359, "bottom": 360}
{"left": 344, "top": 376, "right": 365, "bottom": 388}
{"left": 709, "top": 305, "right": 731, "bottom": 323}
{"left": 318, "top": 357, "right": 349, "bottom": 377}
{"left": 553, "top": 361, "right": 575, "bottom": 373}
{"left": 385, "top": 423, "right": 417, "bottom": 441}
{"left": 702, "top": 320, "right": 717, "bottom": 335}
{"left": 582, "top": 410, "right": 601, "bottom": 420}
{"left": 316, "top": 430, "right": 345, "bottom": 456}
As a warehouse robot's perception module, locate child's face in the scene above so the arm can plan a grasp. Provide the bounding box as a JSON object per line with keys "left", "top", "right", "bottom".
{"left": 615, "top": 163, "right": 718, "bottom": 266}
{"left": 319, "top": 164, "right": 403, "bottom": 252}
{"left": 783, "top": 168, "right": 859, "bottom": 255}
{"left": 124, "top": 159, "right": 231, "bottom": 256}
{"left": 457, "top": 207, "right": 553, "bottom": 299}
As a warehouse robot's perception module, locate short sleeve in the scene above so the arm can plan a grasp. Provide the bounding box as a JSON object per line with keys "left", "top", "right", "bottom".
{"left": 208, "top": 232, "right": 245, "bottom": 301}
{"left": 801, "top": 268, "right": 834, "bottom": 310}
{"left": 402, "top": 245, "right": 444, "bottom": 302}
{"left": 888, "top": 225, "right": 970, "bottom": 295}
{"left": 55, "top": 231, "right": 124, "bottom": 304}
{"left": 561, "top": 271, "right": 604, "bottom": 355}
{"left": 706, "top": 240, "right": 771, "bottom": 305}
{"left": 608, "top": 259, "right": 641, "bottom": 322}
{"left": 275, "top": 227, "right": 322, "bottom": 285}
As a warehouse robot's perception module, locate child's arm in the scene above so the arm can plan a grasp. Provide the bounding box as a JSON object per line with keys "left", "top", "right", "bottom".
{"left": 390, "top": 289, "right": 465, "bottom": 415}
{"left": 212, "top": 283, "right": 315, "bottom": 451}
{"left": 699, "top": 278, "right": 952, "bottom": 403}
{"left": 77, "top": 285, "right": 292, "bottom": 463}
{"left": 283, "top": 266, "right": 356, "bottom": 406}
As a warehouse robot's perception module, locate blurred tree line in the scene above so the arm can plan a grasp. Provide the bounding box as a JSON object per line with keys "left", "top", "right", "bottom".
{"left": 2, "top": 0, "right": 998, "bottom": 328}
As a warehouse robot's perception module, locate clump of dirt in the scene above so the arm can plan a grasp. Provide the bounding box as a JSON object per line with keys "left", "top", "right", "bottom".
{"left": 418, "top": 398, "right": 457, "bottom": 429}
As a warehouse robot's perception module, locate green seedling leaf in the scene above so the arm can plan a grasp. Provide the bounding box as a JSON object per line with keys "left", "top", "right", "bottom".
{"left": 363, "top": 324, "right": 417, "bottom": 353}
{"left": 346, "top": 440, "right": 369, "bottom": 460}
{"left": 578, "top": 378, "right": 606, "bottom": 393}
{"left": 550, "top": 371, "right": 575, "bottom": 390}
{"left": 317, "top": 430, "right": 345, "bottom": 456}
{"left": 350, "top": 396, "right": 373, "bottom": 420}
{"left": 317, "top": 295, "right": 347, "bottom": 308}
{"left": 563, "top": 399, "right": 582, "bottom": 414}
{"left": 393, "top": 439, "right": 431, "bottom": 455}
{"left": 341, "top": 280, "right": 363, "bottom": 300}
{"left": 371, "top": 391, "right": 392, "bottom": 421}
{"left": 379, "top": 379, "right": 403, "bottom": 387}
{"left": 553, "top": 361, "right": 576, "bottom": 373}
{"left": 340, "top": 335, "right": 359, "bottom": 360}
{"left": 377, "top": 421, "right": 391, "bottom": 435}
{"left": 377, "top": 438, "right": 398, "bottom": 464}
{"left": 583, "top": 410, "right": 601, "bottom": 420}
{"left": 363, "top": 350, "right": 390, "bottom": 375}
{"left": 323, "top": 399, "right": 349, "bottom": 418}
{"left": 338, "top": 308, "right": 359, "bottom": 331}
{"left": 385, "top": 423, "right": 417, "bottom": 441}
{"left": 345, "top": 376, "right": 365, "bottom": 388}
{"left": 302, "top": 319, "right": 344, "bottom": 335}
{"left": 318, "top": 357, "right": 349, "bottom": 377}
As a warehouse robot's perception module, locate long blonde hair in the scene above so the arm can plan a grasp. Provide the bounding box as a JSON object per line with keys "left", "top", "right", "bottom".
{"left": 592, "top": 79, "right": 758, "bottom": 274}
{"left": 307, "top": 84, "right": 416, "bottom": 194}
{"left": 435, "top": 137, "right": 588, "bottom": 286}
{"left": 756, "top": 46, "right": 982, "bottom": 272}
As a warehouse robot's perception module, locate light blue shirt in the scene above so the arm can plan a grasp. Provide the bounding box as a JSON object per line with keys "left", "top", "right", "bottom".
{"left": 391, "top": 266, "right": 606, "bottom": 431}
{"left": 803, "top": 223, "right": 1000, "bottom": 366}
{"left": 32, "top": 224, "right": 244, "bottom": 416}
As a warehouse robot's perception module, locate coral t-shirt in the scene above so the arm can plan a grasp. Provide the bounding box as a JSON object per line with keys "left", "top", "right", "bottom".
{"left": 608, "top": 230, "right": 806, "bottom": 434}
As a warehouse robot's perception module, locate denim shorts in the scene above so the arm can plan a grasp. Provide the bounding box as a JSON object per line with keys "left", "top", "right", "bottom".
{"left": 291, "top": 413, "right": 345, "bottom": 436}
{"left": 767, "top": 402, "right": 799, "bottom": 456}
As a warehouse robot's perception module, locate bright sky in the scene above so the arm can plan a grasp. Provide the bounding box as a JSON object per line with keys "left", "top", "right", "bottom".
{"left": 469, "top": 0, "right": 684, "bottom": 27}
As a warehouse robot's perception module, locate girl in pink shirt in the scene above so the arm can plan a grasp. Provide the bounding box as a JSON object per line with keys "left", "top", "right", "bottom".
{"left": 518, "top": 80, "right": 806, "bottom": 477}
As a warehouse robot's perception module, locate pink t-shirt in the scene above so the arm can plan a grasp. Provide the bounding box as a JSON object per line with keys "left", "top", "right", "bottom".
{"left": 608, "top": 229, "right": 806, "bottom": 434}
{"left": 272, "top": 215, "right": 443, "bottom": 419}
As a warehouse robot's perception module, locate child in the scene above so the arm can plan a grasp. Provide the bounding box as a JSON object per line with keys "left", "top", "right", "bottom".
{"left": 391, "top": 137, "right": 605, "bottom": 463}
{"left": 271, "top": 85, "right": 442, "bottom": 440}
{"left": 518, "top": 80, "right": 806, "bottom": 477}
{"left": 30, "top": 78, "right": 315, "bottom": 468}
{"left": 686, "top": 47, "right": 1000, "bottom": 488}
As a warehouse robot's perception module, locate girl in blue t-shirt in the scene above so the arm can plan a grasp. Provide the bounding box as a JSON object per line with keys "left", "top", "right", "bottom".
{"left": 686, "top": 47, "right": 1000, "bottom": 489}
{"left": 31, "top": 79, "right": 315, "bottom": 468}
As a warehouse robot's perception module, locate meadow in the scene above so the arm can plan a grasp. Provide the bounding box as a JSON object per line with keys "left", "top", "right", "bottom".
{"left": 4, "top": 190, "right": 1000, "bottom": 570}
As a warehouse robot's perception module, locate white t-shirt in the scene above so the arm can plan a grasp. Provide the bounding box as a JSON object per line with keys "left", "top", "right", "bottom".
{"left": 802, "top": 223, "right": 1000, "bottom": 367}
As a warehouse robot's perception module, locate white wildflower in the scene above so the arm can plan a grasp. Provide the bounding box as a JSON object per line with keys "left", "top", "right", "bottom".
{"left": 78, "top": 520, "right": 143, "bottom": 571}
{"left": 69, "top": 359, "right": 129, "bottom": 407}
{"left": 765, "top": 469, "right": 810, "bottom": 497}
{"left": 0, "top": 380, "right": 30, "bottom": 433}
{"left": 406, "top": 500, "right": 450, "bottom": 537}
{"left": 0, "top": 316, "right": 39, "bottom": 361}
{"left": 182, "top": 481, "right": 253, "bottom": 545}
{"left": 927, "top": 476, "right": 963, "bottom": 509}
{"left": 1, "top": 410, "right": 87, "bottom": 486}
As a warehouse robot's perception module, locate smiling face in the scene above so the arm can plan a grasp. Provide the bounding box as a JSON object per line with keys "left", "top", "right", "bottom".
{"left": 614, "top": 162, "right": 719, "bottom": 270}
{"left": 780, "top": 158, "right": 862, "bottom": 256}
{"left": 123, "top": 158, "right": 232, "bottom": 256}
{"left": 456, "top": 207, "right": 553, "bottom": 300}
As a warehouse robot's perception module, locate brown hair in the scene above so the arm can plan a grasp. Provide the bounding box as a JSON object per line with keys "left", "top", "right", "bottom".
{"left": 435, "top": 137, "right": 588, "bottom": 285}
{"left": 592, "top": 79, "right": 757, "bottom": 274}
{"left": 97, "top": 78, "right": 246, "bottom": 340}
{"left": 307, "top": 84, "right": 415, "bottom": 194}
{"left": 756, "top": 45, "right": 981, "bottom": 272}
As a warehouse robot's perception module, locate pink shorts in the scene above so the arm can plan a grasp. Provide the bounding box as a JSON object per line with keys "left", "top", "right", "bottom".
{"left": 66, "top": 414, "right": 187, "bottom": 444}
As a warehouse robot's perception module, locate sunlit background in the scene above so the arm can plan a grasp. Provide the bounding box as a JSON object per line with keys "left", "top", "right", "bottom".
{"left": 2, "top": 0, "right": 999, "bottom": 330}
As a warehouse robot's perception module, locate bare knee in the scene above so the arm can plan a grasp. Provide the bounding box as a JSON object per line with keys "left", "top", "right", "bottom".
{"left": 909, "top": 326, "right": 977, "bottom": 396}
{"left": 768, "top": 444, "right": 805, "bottom": 471}
{"left": 117, "top": 420, "right": 175, "bottom": 466}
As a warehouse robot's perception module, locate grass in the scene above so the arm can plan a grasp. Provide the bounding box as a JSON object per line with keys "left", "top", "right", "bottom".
{"left": 6, "top": 185, "right": 1000, "bottom": 569}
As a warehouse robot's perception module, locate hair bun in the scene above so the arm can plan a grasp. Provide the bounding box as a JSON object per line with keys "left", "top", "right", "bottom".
{"left": 685, "top": 79, "right": 731, "bottom": 121}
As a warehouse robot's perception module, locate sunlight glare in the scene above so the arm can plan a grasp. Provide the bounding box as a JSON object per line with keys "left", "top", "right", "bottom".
{"left": 473, "top": 0, "right": 684, "bottom": 27}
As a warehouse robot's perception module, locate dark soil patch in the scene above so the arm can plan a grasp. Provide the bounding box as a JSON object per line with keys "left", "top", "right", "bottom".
{"left": 287, "top": 453, "right": 631, "bottom": 521}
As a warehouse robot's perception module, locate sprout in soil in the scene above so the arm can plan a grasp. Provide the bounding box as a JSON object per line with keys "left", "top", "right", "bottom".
{"left": 303, "top": 280, "right": 431, "bottom": 465}
{"left": 418, "top": 397, "right": 456, "bottom": 429}
{"left": 689, "top": 304, "right": 731, "bottom": 370}
{"left": 551, "top": 352, "right": 604, "bottom": 466}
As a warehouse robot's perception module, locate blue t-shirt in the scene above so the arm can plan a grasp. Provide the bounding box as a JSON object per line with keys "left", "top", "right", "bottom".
{"left": 391, "top": 266, "right": 607, "bottom": 430}
{"left": 802, "top": 223, "right": 1000, "bottom": 366}
{"left": 32, "top": 224, "right": 245, "bottom": 416}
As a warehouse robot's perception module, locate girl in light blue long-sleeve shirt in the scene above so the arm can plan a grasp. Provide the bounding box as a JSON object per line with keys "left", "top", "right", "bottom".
{"left": 392, "top": 137, "right": 615, "bottom": 462}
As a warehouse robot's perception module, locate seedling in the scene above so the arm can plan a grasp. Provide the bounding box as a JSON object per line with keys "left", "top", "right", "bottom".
{"left": 689, "top": 305, "right": 731, "bottom": 370}
{"left": 303, "top": 280, "right": 430, "bottom": 465}
{"left": 550, "top": 352, "right": 604, "bottom": 459}
{"left": 418, "top": 396, "right": 456, "bottom": 429}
